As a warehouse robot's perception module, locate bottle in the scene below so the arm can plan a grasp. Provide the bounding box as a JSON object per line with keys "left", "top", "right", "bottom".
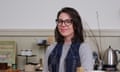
{"left": 21, "top": 50, "right": 26, "bottom": 55}
{"left": 12, "top": 64, "right": 17, "bottom": 69}
{"left": 27, "top": 49, "right": 32, "bottom": 56}
{"left": 97, "top": 60, "right": 103, "bottom": 70}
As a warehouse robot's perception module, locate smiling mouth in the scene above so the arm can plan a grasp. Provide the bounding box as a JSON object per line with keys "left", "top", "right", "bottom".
{"left": 61, "top": 29, "right": 67, "bottom": 32}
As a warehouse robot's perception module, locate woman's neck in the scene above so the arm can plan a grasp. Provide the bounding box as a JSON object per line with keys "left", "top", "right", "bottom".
{"left": 64, "top": 37, "right": 72, "bottom": 44}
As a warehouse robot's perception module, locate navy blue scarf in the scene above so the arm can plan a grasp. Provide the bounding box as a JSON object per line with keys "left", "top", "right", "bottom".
{"left": 48, "top": 42, "right": 81, "bottom": 72}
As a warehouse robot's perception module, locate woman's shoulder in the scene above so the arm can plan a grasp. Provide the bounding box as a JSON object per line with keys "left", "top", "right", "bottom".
{"left": 48, "top": 42, "right": 57, "bottom": 48}
{"left": 80, "top": 42, "right": 90, "bottom": 48}
{"left": 46, "top": 42, "right": 57, "bottom": 52}
{"left": 80, "top": 42, "right": 92, "bottom": 51}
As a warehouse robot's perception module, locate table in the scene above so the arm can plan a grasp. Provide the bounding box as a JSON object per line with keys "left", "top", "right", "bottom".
{"left": 0, "top": 68, "right": 20, "bottom": 72}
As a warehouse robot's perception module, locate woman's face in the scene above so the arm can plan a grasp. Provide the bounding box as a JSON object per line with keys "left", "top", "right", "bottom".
{"left": 57, "top": 12, "right": 74, "bottom": 39}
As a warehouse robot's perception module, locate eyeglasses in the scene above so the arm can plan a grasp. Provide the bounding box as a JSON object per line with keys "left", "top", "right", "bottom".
{"left": 56, "top": 19, "right": 73, "bottom": 26}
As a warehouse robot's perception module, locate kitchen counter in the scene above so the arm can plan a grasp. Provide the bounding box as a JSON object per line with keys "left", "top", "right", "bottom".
{"left": 91, "top": 70, "right": 120, "bottom": 72}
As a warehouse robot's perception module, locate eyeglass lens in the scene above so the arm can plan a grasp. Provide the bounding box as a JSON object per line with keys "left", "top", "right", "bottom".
{"left": 56, "top": 19, "right": 72, "bottom": 26}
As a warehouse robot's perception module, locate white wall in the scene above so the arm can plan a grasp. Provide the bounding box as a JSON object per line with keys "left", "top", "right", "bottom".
{"left": 0, "top": 0, "right": 120, "bottom": 29}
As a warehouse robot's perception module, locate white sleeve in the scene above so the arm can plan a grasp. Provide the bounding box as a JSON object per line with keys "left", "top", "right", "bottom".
{"left": 43, "top": 50, "right": 49, "bottom": 72}
{"left": 43, "top": 43, "right": 56, "bottom": 72}
{"left": 79, "top": 42, "right": 94, "bottom": 71}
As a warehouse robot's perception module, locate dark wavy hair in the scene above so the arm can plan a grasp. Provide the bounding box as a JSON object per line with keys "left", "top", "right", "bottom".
{"left": 55, "top": 7, "right": 84, "bottom": 43}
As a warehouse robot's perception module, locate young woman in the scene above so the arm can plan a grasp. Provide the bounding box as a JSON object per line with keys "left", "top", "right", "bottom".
{"left": 43, "top": 7, "right": 94, "bottom": 72}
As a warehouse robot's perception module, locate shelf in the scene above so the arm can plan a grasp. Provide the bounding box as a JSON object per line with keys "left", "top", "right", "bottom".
{"left": 17, "top": 55, "right": 36, "bottom": 64}
{"left": 37, "top": 43, "right": 50, "bottom": 46}
{"left": 18, "top": 55, "right": 36, "bottom": 57}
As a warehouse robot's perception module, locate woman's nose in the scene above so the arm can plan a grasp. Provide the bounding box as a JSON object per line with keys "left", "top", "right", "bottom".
{"left": 61, "top": 22, "right": 66, "bottom": 26}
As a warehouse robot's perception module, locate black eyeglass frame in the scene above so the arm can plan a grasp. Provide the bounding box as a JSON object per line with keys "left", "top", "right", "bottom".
{"left": 55, "top": 19, "right": 73, "bottom": 26}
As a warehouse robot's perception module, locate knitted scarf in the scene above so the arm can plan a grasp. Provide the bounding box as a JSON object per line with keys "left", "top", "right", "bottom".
{"left": 48, "top": 42, "right": 81, "bottom": 72}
